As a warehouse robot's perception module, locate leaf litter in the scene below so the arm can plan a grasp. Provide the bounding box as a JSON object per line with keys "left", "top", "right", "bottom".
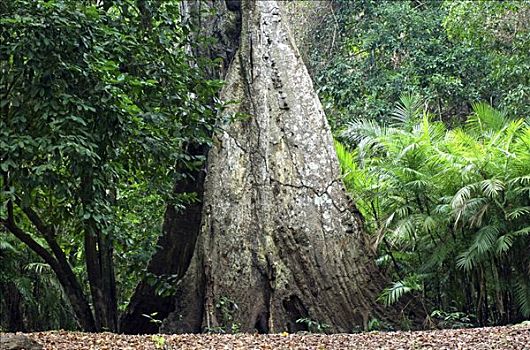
{"left": 1, "top": 324, "right": 529, "bottom": 349}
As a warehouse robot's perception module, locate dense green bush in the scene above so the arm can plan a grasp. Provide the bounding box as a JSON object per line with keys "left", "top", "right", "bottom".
{"left": 337, "top": 96, "right": 530, "bottom": 326}
{"left": 314, "top": 0, "right": 530, "bottom": 128}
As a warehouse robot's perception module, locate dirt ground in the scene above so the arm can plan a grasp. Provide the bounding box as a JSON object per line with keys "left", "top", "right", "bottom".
{"left": 2, "top": 324, "right": 530, "bottom": 349}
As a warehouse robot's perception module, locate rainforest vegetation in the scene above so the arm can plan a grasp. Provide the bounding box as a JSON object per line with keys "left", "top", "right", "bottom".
{"left": 1, "top": 0, "right": 529, "bottom": 334}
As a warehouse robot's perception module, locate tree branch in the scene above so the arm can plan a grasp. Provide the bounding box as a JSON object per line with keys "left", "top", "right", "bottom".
{"left": 19, "top": 203, "right": 55, "bottom": 238}
{"left": 17, "top": 202, "right": 80, "bottom": 280}
{"left": 1, "top": 218, "right": 60, "bottom": 272}
{"left": 2, "top": 207, "right": 97, "bottom": 332}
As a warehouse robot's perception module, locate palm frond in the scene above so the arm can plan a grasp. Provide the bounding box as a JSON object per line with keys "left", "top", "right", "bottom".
{"left": 467, "top": 102, "right": 507, "bottom": 133}
{"left": 0, "top": 240, "right": 19, "bottom": 253}
{"left": 514, "top": 275, "right": 530, "bottom": 317}
{"left": 451, "top": 184, "right": 475, "bottom": 209}
{"left": 480, "top": 179, "right": 505, "bottom": 198}
{"left": 390, "top": 93, "right": 424, "bottom": 127}
{"left": 495, "top": 234, "right": 514, "bottom": 255}
{"left": 457, "top": 225, "right": 499, "bottom": 271}
{"left": 508, "top": 175, "right": 530, "bottom": 186}
{"left": 496, "top": 227, "right": 530, "bottom": 255}
{"left": 378, "top": 275, "right": 423, "bottom": 306}
{"left": 24, "top": 262, "right": 53, "bottom": 275}
{"left": 506, "top": 206, "right": 530, "bottom": 220}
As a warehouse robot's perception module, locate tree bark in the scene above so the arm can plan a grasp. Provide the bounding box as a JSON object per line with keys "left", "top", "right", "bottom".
{"left": 119, "top": 153, "right": 207, "bottom": 334}
{"left": 84, "top": 228, "right": 118, "bottom": 332}
{"left": 119, "top": 0, "right": 241, "bottom": 334}
{"left": 81, "top": 174, "right": 118, "bottom": 332}
{"left": 161, "top": 0, "right": 396, "bottom": 334}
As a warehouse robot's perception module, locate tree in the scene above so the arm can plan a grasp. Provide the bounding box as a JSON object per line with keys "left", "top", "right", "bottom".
{"left": 161, "top": 0, "right": 406, "bottom": 334}
{"left": 1, "top": 0, "right": 219, "bottom": 332}
{"left": 313, "top": 0, "right": 530, "bottom": 129}
{"left": 119, "top": 0, "right": 241, "bottom": 334}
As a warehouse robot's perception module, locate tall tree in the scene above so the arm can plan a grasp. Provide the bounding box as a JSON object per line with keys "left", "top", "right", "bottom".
{"left": 161, "top": 0, "right": 402, "bottom": 334}
{"left": 1, "top": 0, "right": 219, "bottom": 332}
{"left": 119, "top": 0, "right": 241, "bottom": 334}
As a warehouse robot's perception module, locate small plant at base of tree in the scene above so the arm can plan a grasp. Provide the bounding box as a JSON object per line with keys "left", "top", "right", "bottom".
{"left": 142, "top": 312, "right": 163, "bottom": 328}
{"left": 295, "top": 318, "right": 331, "bottom": 333}
{"left": 430, "top": 310, "right": 476, "bottom": 329}
{"left": 150, "top": 335, "right": 167, "bottom": 350}
{"left": 206, "top": 296, "right": 241, "bottom": 334}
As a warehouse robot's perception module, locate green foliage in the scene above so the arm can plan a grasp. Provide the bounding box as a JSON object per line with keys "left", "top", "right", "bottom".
{"left": 295, "top": 317, "right": 331, "bottom": 334}
{"left": 142, "top": 312, "right": 163, "bottom": 327}
{"left": 378, "top": 275, "right": 423, "bottom": 307}
{"left": 442, "top": 1, "right": 530, "bottom": 118}
{"left": 151, "top": 334, "right": 166, "bottom": 349}
{"left": 314, "top": 0, "right": 530, "bottom": 129}
{"left": 338, "top": 97, "right": 530, "bottom": 325}
{"left": 213, "top": 296, "right": 241, "bottom": 334}
{"left": 367, "top": 318, "right": 380, "bottom": 331}
{"left": 0, "top": 0, "right": 221, "bottom": 330}
{"left": 0, "top": 235, "right": 77, "bottom": 330}
{"left": 430, "top": 310, "right": 475, "bottom": 329}
{"left": 150, "top": 335, "right": 166, "bottom": 350}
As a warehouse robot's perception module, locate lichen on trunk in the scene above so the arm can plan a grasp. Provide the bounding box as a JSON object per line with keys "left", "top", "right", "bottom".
{"left": 162, "top": 0, "right": 393, "bottom": 334}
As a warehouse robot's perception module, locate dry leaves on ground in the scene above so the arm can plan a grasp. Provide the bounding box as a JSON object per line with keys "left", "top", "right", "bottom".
{"left": 1, "top": 324, "right": 529, "bottom": 349}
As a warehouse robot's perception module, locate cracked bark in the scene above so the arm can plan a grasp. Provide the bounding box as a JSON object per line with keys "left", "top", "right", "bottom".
{"left": 161, "top": 0, "right": 401, "bottom": 334}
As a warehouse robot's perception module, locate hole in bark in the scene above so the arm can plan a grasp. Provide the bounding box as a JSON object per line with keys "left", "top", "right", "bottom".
{"left": 272, "top": 183, "right": 280, "bottom": 196}
{"left": 254, "top": 311, "right": 269, "bottom": 334}
{"left": 225, "top": 0, "right": 241, "bottom": 12}
{"left": 282, "top": 295, "right": 309, "bottom": 333}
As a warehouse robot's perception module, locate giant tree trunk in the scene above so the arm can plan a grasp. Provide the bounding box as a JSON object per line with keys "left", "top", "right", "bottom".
{"left": 119, "top": 1, "right": 241, "bottom": 334}
{"left": 119, "top": 152, "right": 207, "bottom": 334}
{"left": 161, "top": 0, "right": 394, "bottom": 334}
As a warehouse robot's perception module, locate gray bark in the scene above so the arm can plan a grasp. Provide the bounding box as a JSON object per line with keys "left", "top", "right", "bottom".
{"left": 119, "top": 0, "right": 241, "bottom": 334}
{"left": 162, "top": 0, "right": 392, "bottom": 334}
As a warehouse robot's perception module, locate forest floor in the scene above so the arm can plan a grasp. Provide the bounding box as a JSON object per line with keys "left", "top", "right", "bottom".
{"left": 2, "top": 324, "right": 530, "bottom": 349}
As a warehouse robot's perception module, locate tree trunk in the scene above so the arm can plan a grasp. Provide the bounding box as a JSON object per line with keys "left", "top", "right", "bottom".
{"left": 161, "top": 0, "right": 396, "bottom": 334}
{"left": 81, "top": 173, "right": 118, "bottom": 332}
{"left": 4, "top": 281, "right": 25, "bottom": 332}
{"left": 119, "top": 0, "right": 241, "bottom": 334}
{"left": 119, "top": 153, "right": 207, "bottom": 334}
{"left": 84, "top": 229, "right": 118, "bottom": 332}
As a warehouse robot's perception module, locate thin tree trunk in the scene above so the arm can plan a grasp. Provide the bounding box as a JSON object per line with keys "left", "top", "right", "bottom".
{"left": 2, "top": 216, "right": 96, "bottom": 331}
{"left": 4, "top": 281, "right": 25, "bottom": 332}
{"left": 81, "top": 175, "right": 118, "bottom": 332}
{"left": 162, "top": 0, "right": 407, "bottom": 334}
{"left": 84, "top": 229, "right": 117, "bottom": 331}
